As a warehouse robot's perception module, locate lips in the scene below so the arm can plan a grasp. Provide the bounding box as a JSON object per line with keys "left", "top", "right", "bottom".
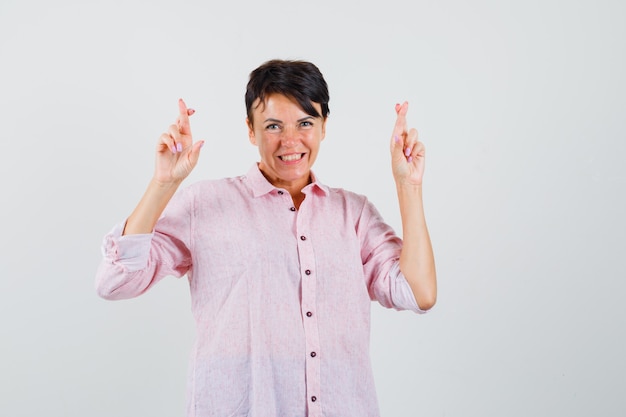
{"left": 279, "top": 153, "right": 305, "bottom": 162}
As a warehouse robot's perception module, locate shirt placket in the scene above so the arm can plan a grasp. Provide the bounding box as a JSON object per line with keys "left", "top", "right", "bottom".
{"left": 294, "top": 200, "right": 322, "bottom": 417}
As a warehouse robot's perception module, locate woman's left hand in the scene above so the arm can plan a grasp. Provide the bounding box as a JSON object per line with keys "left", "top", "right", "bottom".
{"left": 390, "top": 101, "right": 425, "bottom": 186}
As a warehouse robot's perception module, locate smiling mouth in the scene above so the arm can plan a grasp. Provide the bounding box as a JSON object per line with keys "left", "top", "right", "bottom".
{"left": 279, "top": 153, "right": 305, "bottom": 162}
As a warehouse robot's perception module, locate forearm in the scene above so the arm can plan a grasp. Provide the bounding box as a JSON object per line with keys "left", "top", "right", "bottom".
{"left": 123, "top": 178, "right": 182, "bottom": 235}
{"left": 396, "top": 183, "right": 437, "bottom": 310}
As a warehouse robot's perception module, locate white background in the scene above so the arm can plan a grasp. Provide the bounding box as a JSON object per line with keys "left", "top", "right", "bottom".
{"left": 1, "top": 0, "right": 625, "bottom": 416}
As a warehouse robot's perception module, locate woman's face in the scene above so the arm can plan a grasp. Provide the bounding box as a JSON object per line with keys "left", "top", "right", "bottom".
{"left": 247, "top": 94, "right": 326, "bottom": 192}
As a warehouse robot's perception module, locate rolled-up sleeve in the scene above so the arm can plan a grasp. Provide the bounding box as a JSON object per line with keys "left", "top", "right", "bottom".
{"left": 358, "top": 198, "right": 427, "bottom": 314}
{"left": 95, "top": 188, "right": 193, "bottom": 301}
{"left": 101, "top": 222, "right": 153, "bottom": 272}
{"left": 388, "top": 262, "right": 427, "bottom": 314}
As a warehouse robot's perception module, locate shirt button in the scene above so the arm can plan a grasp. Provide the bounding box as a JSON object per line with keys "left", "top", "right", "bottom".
{"left": 300, "top": 235, "right": 306, "bottom": 241}
{"left": 311, "top": 396, "right": 317, "bottom": 402}
{"left": 290, "top": 207, "right": 296, "bottom": 212}
{"left": 305, "top": 270, "right": 311, "bottom": 275}
{"left": 278, "top": 190, "right": 284, "bottom": 195}
{"left": 306, "top": 311, "right": 312, "bottom": 317}
{"left": 310, "top": 351, "right": 317, "bottom": 357}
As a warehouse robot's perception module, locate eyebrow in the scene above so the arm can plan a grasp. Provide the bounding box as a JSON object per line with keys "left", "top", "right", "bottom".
{"left": 263, "top": 116, "right": 316, "bottom": 124}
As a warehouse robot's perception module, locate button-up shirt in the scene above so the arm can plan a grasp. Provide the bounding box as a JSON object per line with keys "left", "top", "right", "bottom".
{"left": 96, "top": 164, "right": 424, "bottom": 417}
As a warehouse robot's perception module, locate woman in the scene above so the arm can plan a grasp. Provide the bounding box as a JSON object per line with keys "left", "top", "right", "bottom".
{"left": 96, "top": 59, "right": 436, "bottom": 417}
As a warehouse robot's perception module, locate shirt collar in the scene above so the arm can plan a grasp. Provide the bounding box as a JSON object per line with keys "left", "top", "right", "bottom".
{"left": 246, "top": 163, "right": 329, "bottom": 198}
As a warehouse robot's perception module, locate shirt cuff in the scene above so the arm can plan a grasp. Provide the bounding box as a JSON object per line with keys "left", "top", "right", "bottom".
{"left": 101, "top": 222, "right": 154, "bottom": 272}
{"left": 389, "top": 262, "right": 428, "bottom": 314}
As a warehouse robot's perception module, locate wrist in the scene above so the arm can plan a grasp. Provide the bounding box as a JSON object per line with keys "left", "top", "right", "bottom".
{"left": 395, "top": 180, "right": 423, "bottom": 194}
{"left": 151, "top": 176, "right": 183, "bottom": 190}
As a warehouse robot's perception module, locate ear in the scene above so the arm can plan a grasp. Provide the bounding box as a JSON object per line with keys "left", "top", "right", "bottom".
{"left": 321, "top": 117, "right": 328, "bottom": 141}
{"left": 246, "top": 118, "right": 257, "bottom": 146}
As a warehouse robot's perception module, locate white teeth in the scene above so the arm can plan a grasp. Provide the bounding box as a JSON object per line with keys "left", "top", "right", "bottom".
{"left": 280, "top": 153, "right": 303, "bottom": 162}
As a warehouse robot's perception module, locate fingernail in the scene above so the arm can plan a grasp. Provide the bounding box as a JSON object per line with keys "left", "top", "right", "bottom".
{"left": 200, "top": 141, "right": 205, "bottom": 148}
{"left": 171, "top": 145, "right": 177, "bottom": 154}
{"left": 394, "top": 135, "right": 400, "bottom": 143}
{"left": 405, "top": 147, "right": 412, "bottom": 156}
{"left": 177, "top": 143, "right": 183, "bottom": 152}
{"left": 408, "top": 156, "right": 413, "bottom": 163}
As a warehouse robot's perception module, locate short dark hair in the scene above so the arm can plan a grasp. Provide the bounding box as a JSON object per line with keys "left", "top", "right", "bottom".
{"left": 245, "top": 59, "right": 330, "bottom": 124}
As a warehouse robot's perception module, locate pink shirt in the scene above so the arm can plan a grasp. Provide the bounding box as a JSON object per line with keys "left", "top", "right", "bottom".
{"left": 96, "top": 164, "right": 424, "bottom": 417}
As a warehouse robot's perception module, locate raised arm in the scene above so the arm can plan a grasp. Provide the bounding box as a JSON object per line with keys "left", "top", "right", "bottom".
{"left": 123, "top": 99, "right": 204, "bottom": 235}
{"left": 389, "top": 101, "right": 437, "bottom": 310}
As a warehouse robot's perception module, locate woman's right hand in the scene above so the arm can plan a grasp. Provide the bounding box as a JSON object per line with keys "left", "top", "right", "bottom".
{"left": 154, "top": 98, "right": 204, "bottom": 184}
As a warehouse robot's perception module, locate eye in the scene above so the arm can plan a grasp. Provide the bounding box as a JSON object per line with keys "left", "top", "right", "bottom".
{"left": 299, "top": 120, "right": 313, "bottom": 128}
{"left": 265, "top": 123, "right": 281, "bottom": 131}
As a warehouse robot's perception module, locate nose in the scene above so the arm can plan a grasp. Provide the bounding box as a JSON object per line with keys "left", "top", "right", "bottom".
{"left": 280, "top": 125, "right": 300, "bottom": 147}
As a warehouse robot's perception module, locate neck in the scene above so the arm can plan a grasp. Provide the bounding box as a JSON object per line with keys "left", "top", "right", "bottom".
{"left": 257, "top": 165, "right": 312, "bottom": 207}
{"left": 291, "top": 192, "right": 306, "bottom": 210}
